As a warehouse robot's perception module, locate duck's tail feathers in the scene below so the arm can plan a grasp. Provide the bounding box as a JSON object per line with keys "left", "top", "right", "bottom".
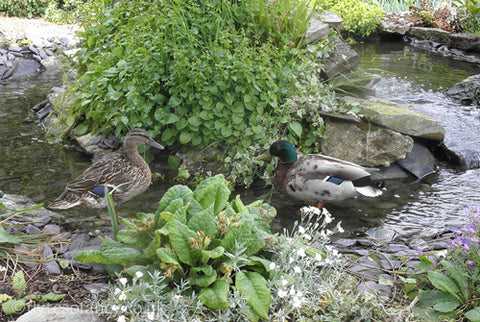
{"left": 48, "top": 191, "right": 82, "bottom": 209}
{"left": 355, "top": 185, "right": 383, "bottom": 197}
{"left": 352, "top": 176, "right": 384, "bottom": 197}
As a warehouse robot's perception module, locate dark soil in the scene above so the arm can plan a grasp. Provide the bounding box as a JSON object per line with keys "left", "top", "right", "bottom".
{"left": 0, "top": 261, "right": 110, "bottom": 321}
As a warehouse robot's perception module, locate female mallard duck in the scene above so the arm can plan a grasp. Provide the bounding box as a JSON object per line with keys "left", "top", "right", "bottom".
{"left": 48, "top": 128, "right": 164, "bottom": 210}
{"left": 269, "top": 140, "right": 383, "bottom": 204}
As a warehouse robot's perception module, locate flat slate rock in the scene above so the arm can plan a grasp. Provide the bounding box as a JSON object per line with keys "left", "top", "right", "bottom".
{"left": 15, "top": 307, "right": 103, "bottom": 322}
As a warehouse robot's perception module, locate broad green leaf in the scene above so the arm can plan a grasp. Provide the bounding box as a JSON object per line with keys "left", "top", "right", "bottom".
{"left": 221, "top": 218, "right": 265, "bottom": 255}
{"left": 428, "top": 271, "right": 462, "bottom": 303}
{"left": 155, "top": 185, "right": 193, "bottom": 214}
{"left": 188, "top": 265, "right": 217, "bottom": 287}
{"left": 201, "top": 246, "right": 225, "bottom": 262}
{"left": 12, "top": 271, "right": 27, "bottom": 297}
{"left": 465, "top": 307, "right": 480, "bottom": 322}
{"left": 168, "top": 220, "right": 200, "bottom": 266}
{"left": 415, "top": 255, "right": 433, "bottom": 273}
{"left": 2, "top": 299, "right": 25, "bottom": 315}
{"left": 75, "top": 124, "right": 88, "bottom": 136}
{"left": 440, "top": 260, "right": 468, "bottom": 299}
{"left": 433, "top": 301, "right": 460, "bottom": 313}
{"left": 74, "top": 237, "right": 144, "bottom": 265}
{"left": 188, "top": 205, "right": 218, "bottom": 239}
{"left": 231, "top": 194, "right": 247, "bottom": 213}
{"left": 417, "top": 290, "right": 460, "bottom": 308}
{"left": 116, "top": 230, "right": 152, "bottom": 249}
{"left": 288, "top": 121, "right": 303, "bottom": 138}
{"left": 38, "top": 292, "right": 66, "bottom": 302}
{"left": 156, "top": 247, "right": 180, "bottom": 266}
{"left": 179, "top": 131, "right": 192, "bottom": 144}
{"left": 235, "top": 271, "right": 270, "bottom": 319}
{"left": 168, "top": 155, "right": 182, "bottom": 169}
{"left": 198, "top": 280, "right": 230, "bottom": 309}
{"left": 173, "top": 203, "right": 189, "bottom": 225}
{"left": 163, "top": 113, "right": 180, "bottom": 124}
{"left": 193, "top": 174, "right": 230, "bottom": 214}
{"left": 0, "top": 225, "right": 21, "bottom": 244}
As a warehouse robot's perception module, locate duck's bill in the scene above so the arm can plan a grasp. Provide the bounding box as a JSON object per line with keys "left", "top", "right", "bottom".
{"left": 147, "top": 139, "right": 165, "bottom": 150}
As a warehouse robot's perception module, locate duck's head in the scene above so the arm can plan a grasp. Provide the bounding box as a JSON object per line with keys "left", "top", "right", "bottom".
{"left": 269, "top": 140, "right": 297, "bottom": 163}
{"left": 124, "top": 128, "right": 165, "bottom": 151}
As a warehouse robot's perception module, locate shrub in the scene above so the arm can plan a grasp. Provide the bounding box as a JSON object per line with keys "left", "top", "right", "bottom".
{"left": 0, "top": 0, "right": 51, "bottom": 18}
{"left": 55, "top": 0, "right": 333, "bottom": 187}
{"left": 316, "top": 0, "right": 384, "bottom": 36}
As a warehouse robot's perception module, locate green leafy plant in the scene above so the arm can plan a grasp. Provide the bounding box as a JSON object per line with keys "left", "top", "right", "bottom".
{"left": 453, "top": 0, "right": 480, "bottom": 33}
{"left": 416, "top": 206, "right": 480, "bottom": 321}
{"left": 75, "top": 174, "right": 278, "bottom": 320}
{"left": 54, "top": 0, "right": 334, "bottom": 187}
{"left": 316, "top": 0, "right": 384, "bottom": 36}
{"left": 0, "top": 0, "right": 51, "bottom": 18}
{"left": 0, "top": 270, "right": 65, "bottom": 315}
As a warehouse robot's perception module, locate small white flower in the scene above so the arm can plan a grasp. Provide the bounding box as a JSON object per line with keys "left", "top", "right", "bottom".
{"left": 281, "top": 277, "right": 288, "bottom": 286}
{"left": 289, "top": 286, "right": 296, "bottom": 295}
{"left": 117, "top": 316, "right": 126, "bottom": 322}
{"left": 173, "top": 294, "right": 182, "bottom": 301}
{"left": 292, "top": 295, "right": 303, "bottom": 308}
{"left": 135, "top": 271, "right": 143, "bottom": 278}
{"left": 298, "top": 226, "right": 305, "bottom": 234}
{"left": 303, "top": 233, "right": 312, "bottom": 241}
{"left": 269, "top": 262, "right": 276, "bottom": 270}
{"left": 338, "top": 226, "right": 345, "bottom": 233}
{"left": 0, "top": 266, "right": 6, "bottom": 272}
{"left": 119, "top": 277, "right": 128, "bottom": 286}
{"left": 296, "top": 248, "right": 306, "bottom": 257}
{"left": 114, "top": 288, "right": 121, "bottom": 295}
{"left": 118, "top": 292, "right": 127, "bottom": 301}
{"left": 278, "top": 289, "right": 288, "bottom": 298}
{"left": 121, "top": 305, "right": 127, "bottom": 312}
{"left": 315, "top": 253, "right": 323, "bottom": 262}
{"left": 293, "top": 266, "right": 301, "bottom": 274}
{"left": 111, "top": 305, "right": 119, "bottom": 312}
{"left": 289, "top": 257, "right": 294, "bottom": 264}
{"left": 146, "top": 311, "right": 155, "bottom": 320}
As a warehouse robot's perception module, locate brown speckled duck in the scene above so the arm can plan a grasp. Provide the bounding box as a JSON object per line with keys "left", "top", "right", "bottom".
{"left": 48, "top": 128, "right": 164, "bottom": 210}
{"left": 269, "top": 140, "right": 383, "bottom": 204}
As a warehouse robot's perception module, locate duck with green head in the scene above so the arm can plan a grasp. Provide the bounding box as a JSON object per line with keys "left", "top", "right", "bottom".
{"left": 49, "top": 128, "right": 164, "bottom": 210}
{"left": 269, "top": 140, "right": 383, "bottom": 204}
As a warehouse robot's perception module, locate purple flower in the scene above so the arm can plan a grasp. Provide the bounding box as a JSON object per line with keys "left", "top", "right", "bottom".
{"left": 467, "top": 260, "right": 474, "bottom": 266}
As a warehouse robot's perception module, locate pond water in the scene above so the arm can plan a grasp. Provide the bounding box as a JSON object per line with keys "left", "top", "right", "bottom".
{"left": 1, "top": 40, "right": 480, "bottom": 242}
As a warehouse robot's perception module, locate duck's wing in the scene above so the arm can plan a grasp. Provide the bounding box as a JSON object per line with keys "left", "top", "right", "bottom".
{"left": 65, "top": 157, "right": 132, "bottom": 193}
{"left": 293, "top": 154, "right": 375, "bottom": 181}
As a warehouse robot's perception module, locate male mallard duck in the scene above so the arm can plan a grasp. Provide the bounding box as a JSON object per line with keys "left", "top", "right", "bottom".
{"left": 49, "top": 128, "right": 164, "bottom": 210}
{"left": 269, "top": 140, "right": 383, "bottom": 204}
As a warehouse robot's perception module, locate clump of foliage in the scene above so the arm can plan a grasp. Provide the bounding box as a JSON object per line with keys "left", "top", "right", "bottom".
{"left": 43, "top": 0, "right": 98, "bottom": 24}
{"left": 409, "top": 0, "right": 454, "bottom": 31}
{"left": 75, "top": 174, "right": 278, "bottom": 320}
{"left": 0, "top": 0, "right": 50, "bottom": 18}
{"left": 453, "top": 0, "right": 480, "bottom": 33}
{"left": 55, "top": 0, "right": 333, "bottom": 187}
{"left": 316, "top": 0, "right": 384, "bottom": 36}
{"left": 415, "top": 206, "right": 480, "bottom": 321}
{"left": 85, "top": 185, "right": 413, "bottom": 321}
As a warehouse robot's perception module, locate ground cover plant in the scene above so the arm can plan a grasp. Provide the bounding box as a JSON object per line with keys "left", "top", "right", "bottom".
{"left": 78, "top": 175, "right": 415, "bottom": 321}
{"left": 415, "top": 206, "right": 480, "bottom": 321}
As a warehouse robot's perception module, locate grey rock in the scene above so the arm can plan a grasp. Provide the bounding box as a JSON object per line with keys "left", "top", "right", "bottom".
{"left": 316, "top": 10, "right": 343, "bottom": 30}
{"left": 370, "top": 163, "right": 411, "bottom": 180}
{"left": 70, "top": 233, "right": 90, "bottom": 250}
{"left": 28, "top": 44, "right": 40, "bottom": 55}
{"left": 337, "top": 96, "right": 446, "bottom": 141}
{"left": 45, "top": 48, "right": 54, "bottom": 56}
{"left": 319, "top": 37, "right": 359, "bottom": 79}
{"left": 445, "top": 73, "right": 480, "bottom": 106}
{"left": 387, "top": 243, "right": 411, "bottom": 253}
{"left": 358, "top": 280, "right": 391, "bottom": 297}
{"left": 397, "top": 143, "right": 436, "bottom": 179}
{"left": 43, "top": 224, "right": 61, "bottom": 234}
{"left": 305, "top": 18, "right": 330, "bottom": 44}
{"left": 366, "top": 227, "right": 398, "bottom": 243}
{"left": 353, "top": 249, "right": 370, "bottom": 256}
{"left": 331, "top": 238, "right": 357, "bottom": 248}
{"left": 15, "top": 307, "right": 103, "bottom": 322}
{"left": 83, "top": 282, "right": 110, "bottom": 295}
{"left": 26, "top": 224, "right": 41, "bottom": 235}
{"left": 322, "top": 118, "right": 414, "bottom": 167}
{"left": 8, "top": 45, "right": 22, "bottom": 52}
{"left": 380, "top": 259, "right": 404, "bottom": 270}
{"left": 0, "top": 194, "right": 64, "bottom": 222}
{"left": 32, "top": 215, "right": 53, "bottom": 228}
{"left": 42, "top": 244, "right": 61, "bottom": 275}
{"left": 39, "top": 49, "right": 49, "bottom": 59}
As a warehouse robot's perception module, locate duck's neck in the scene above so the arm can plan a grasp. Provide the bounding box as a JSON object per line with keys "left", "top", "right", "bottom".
{"left": 273, "top": 162, "right": 295, "bottom": 194}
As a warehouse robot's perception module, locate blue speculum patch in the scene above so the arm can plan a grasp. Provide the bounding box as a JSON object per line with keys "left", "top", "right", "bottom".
{"left": 326, "top": 176, "right": 344, "bottom": 185}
